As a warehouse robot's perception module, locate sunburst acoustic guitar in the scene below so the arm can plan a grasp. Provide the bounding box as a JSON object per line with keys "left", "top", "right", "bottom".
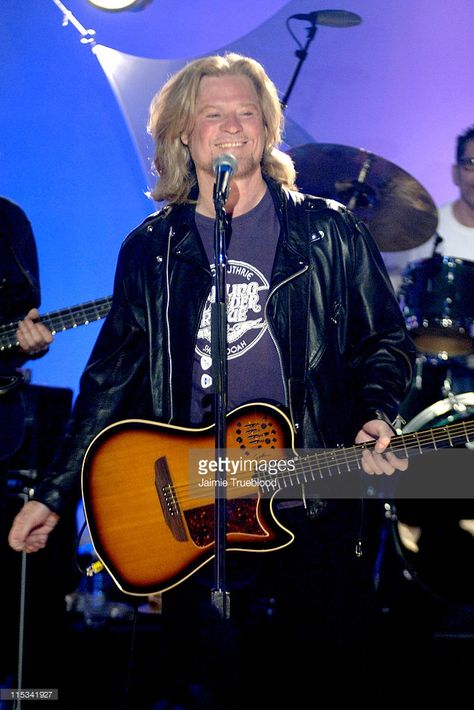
{"left": 81, "top": 401, "right": 474, "bottom": 597}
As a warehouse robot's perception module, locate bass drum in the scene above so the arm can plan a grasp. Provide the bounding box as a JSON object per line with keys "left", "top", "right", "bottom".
{"left": 391, "top": 393, "right": 474, "bottom": 607}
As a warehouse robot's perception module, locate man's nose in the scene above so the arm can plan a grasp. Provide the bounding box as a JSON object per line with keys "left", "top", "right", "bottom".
{"left": 221, "top": 113, "right": 242, "bottom": 132}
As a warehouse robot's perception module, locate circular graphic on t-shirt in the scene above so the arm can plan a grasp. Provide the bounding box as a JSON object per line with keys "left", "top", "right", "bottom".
{"left": 196, "top": 259, "right": 269, "bottom": 361}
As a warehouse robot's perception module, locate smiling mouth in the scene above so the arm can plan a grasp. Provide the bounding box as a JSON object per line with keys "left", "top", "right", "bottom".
{"left": 215, "top": 142, "right": 247, "bottom": 150}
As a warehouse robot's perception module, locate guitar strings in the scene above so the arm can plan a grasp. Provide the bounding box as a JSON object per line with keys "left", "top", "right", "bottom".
{"left": 164, "top": 419, "right": 474, "bottom": 506}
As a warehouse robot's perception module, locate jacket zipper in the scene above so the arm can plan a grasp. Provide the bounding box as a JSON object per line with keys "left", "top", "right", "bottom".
{"left": 264, "top": 264, "right": 309, "bottom": 412}
{"left": 165, "top": 227, "right": 174, "bottom": 422}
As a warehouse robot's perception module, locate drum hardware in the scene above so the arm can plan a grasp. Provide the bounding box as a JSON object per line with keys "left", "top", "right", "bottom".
{"left": 384, "top": 498, "right": 474, "bottom": 605}
{"left": 399, "top": 353, "right": 474, "bottom": 427}
{"left": 398, "top": 255, "right": 474, "bottom": 358}
{"left": 383, "top": 502, "right": 420, "bottom": 574}
{"left": 385, "top": 392, "right": 474, "bottom": 607}
{"left": 402, "top": 391, "right": 474, "bottom": 439}
{"left": 412, "top": 354, "right": 456, "bottom": 391}
{"left": 435, "top": 369, "right": 470, "bottom": 414}
{"left": 286, "top": 142, "right": 438, "bottom": 252}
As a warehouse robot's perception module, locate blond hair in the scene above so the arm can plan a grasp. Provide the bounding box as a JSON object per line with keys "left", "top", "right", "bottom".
{"left": 147, "top": 53, "right": 296, "bottom": 204}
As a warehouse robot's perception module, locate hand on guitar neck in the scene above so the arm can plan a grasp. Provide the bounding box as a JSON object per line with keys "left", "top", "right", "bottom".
{"left": 0, "top": 296, "right": 112, "bottom": 353}
{"left": 15, "top": 307, "right": 53, "bottom": 356}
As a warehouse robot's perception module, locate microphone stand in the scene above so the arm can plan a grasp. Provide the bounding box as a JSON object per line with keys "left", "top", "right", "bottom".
{"left": 210, "top": 184, "right": 231, "bottom": 620}
{"left": 280, "top": 18, "right": 318, "bottom": 110}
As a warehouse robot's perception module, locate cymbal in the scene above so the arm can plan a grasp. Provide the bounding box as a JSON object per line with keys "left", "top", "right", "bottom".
{"left": 286, "top": 143, "right": 438, "bottom": 252}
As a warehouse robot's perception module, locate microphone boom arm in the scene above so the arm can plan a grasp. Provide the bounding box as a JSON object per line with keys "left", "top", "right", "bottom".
{"left": 281, "top": 20, "right": 317, "bottom": 111}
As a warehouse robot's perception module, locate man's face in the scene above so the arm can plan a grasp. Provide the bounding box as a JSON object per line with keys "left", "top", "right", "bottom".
{"left": 181, "top": 74, "right": 266, "bottom": 185}
{"left": 452, "top": 138, "right": 474, "bottom": 211}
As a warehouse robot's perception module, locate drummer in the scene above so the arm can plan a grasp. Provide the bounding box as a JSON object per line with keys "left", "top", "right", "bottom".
{"left": 406, "top": 124, "right": 474, "bottom": 262}
{"left": 399, "top": 124, "right": 474, "bottom": 410}
{"left": 396, "top": 125, "right": 474, "bottom": 561}
{"left": 434, "top": 124, "right": 474, "bottom": 258}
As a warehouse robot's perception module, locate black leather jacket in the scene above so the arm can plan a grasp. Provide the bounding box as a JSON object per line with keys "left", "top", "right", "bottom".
{"left": 1, "top": 197, "right": 42, "bottom": 460}
{"left": 36, "top": 178, "right": 415, "bottom": 514}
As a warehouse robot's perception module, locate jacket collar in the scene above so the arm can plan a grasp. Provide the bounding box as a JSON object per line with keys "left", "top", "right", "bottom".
{"left": 264, "top": 176, "right": 310, "bottom": 288}
{"left": 163, "top": 176, "right": 311, "bottom": 279}
{"left": 166, "top": 202, "right": 210, "bottom": 272}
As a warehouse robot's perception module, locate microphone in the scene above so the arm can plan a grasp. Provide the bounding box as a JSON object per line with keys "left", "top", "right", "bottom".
{"left": 290, "top": 10, "right": 362, "bottom": 27}
{"left": 212, "top": 153, "right": 238, "bottom": 203}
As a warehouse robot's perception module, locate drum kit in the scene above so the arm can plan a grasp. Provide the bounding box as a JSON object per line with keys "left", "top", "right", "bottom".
{"left": 288, "top": 142, "right": 474, "bottom": 609}
{"left": 287, "top": 141, "right": 474, "bottom": 419}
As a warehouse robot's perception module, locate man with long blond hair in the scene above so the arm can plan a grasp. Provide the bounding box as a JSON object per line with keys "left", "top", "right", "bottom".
{"left": 9, "top": 53, "right": 414, "bottom": 706}
{"left": 148, "top": 53, "right": 297, "bottom": 205}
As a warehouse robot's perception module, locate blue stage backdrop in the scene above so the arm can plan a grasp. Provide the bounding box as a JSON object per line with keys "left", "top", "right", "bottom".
{"left": 1, "top": 0, "right": 472, "bottom": 398}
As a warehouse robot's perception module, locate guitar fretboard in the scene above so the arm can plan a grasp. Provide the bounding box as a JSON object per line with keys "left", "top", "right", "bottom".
{"left": 0, "top": 296, "right": 112, "bottom": 351}
{"left": 257, "top": 418, "right": 474, "bottom": 491}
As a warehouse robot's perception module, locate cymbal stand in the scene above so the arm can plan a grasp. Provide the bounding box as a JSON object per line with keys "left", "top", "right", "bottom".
{"left": 347, "top": 153, "right": 375, "bottom": 209}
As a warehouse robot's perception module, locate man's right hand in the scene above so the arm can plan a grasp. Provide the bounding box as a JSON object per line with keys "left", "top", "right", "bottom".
{"left": 8, "top": 500, "right": 60, "bottom": 553}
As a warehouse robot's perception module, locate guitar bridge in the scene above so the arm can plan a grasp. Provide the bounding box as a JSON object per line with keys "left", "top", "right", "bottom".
{"left": 154, "top": 457, "right": 188, "bottom": 541}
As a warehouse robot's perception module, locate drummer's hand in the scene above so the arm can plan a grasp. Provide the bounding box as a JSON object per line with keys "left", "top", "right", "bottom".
{"left": 355, "top": 419, "right": 408, "bottom": 475}
{"left": 16, "top": 308, "right": 53, "bottom": 356}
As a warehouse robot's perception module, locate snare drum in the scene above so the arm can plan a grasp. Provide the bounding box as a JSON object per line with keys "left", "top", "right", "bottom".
{"left": 398, "top": 255, "right": 474, "bottom": 357}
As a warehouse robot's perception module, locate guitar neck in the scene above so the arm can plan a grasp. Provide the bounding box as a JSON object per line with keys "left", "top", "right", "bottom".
{"left": 277, "top": 418, "right": 474, "bottom": 490}
{"left": 0, "top": 296, "right": 112, "bottom": 351}
{"left": 390, "top": 419, "right": 474, "bottom": 458}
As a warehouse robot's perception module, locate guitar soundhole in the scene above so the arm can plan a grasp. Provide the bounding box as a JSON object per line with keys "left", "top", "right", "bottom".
{"left": 233, "top": 416, "right": 280, "bottom": 450}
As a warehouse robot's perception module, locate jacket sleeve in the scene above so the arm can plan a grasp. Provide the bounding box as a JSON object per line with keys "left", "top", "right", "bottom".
{"left": 33, "top": 236, "right": 150, "bottom": 515}
{"left": 0, "top": 198, "right": 41, "bottom": 319}
{"left": 0, "top": 198, "right": 43, "bottom": 370}
{"left": 344, "top": 212, "right": 416, "bottom": 430}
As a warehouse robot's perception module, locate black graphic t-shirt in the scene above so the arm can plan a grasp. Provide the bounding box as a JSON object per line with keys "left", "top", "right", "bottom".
{"left": 190, "top": 189, "right": 285, "bottom": 424}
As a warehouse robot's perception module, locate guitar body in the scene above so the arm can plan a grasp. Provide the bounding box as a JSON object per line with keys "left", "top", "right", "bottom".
{"left": 82, "top": 402, "right": 295, "bottom": 596}
{"left": 82, "top": 399, "right": 474, "bottom": 596}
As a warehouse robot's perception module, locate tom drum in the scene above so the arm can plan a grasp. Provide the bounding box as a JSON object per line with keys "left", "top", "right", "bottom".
{"left": 398, "top": 255, "right": 474, "bottom": 357}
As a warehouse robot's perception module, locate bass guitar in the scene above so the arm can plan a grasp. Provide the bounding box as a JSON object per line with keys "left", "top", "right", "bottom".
{"left": 81, "top": 401, "right": 474, "bottom": 596}
{"left": 0, "top": 296, "right": 112, "bottom": 351}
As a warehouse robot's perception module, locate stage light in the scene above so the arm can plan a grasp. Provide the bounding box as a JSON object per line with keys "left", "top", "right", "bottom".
{"left": 87, "top": 0, "right": 152, "bottom": 11}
